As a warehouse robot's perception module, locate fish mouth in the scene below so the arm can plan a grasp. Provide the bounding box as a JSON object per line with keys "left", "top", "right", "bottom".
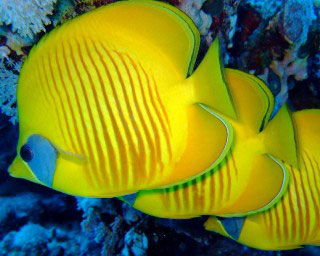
{"left": 8, "top": 156, "right": 40, "bottom": 184}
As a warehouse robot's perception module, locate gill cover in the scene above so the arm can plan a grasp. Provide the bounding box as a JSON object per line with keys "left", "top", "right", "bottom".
{"left": 20, "top": 135, "right": 57, "bottom": 187}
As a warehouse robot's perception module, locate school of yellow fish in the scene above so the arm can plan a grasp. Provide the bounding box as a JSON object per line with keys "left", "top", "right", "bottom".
{"left": 8, "top": 0, "right": 320, "bottom": 251}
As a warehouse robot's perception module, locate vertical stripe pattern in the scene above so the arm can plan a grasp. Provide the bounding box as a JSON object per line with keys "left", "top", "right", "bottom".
{"left": 161, "top": 148, "right": 239, "bottom": 215}
{"left": 261, "top": 150, "right": 320, "bottom": 245}
{"left": 39, "top": 36, "right": 173, "bottom": 191}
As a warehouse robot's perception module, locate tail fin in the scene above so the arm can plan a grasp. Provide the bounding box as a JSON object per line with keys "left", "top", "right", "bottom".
{"left": 189, "top": 38, "right": 236, "bottom": 119}
{"left": 260, "top": 104, "right": 298, "bottom": 167}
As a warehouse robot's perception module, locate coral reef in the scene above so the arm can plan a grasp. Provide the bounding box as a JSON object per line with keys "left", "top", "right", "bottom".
{"left": 0, "top": 0, "right": 320, "bottom": 255}
{"left": 121, "top": 226, "right": 148, "bottom": 256}
{"left": 0, "top": 0, "right": 57, "bottom": 38}
{"left": 217, "top": 0, "right": 319, "bottom": 114}
{"left": 0, "top": 60, "right": 21, "bottom": 124}
{"left": 179, "top": 0, "right": 212, "bottom": 35}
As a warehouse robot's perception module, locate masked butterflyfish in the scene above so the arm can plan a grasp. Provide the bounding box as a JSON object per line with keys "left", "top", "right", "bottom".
{"left": 9, "top": 0, "right": 236, "bottom": 197}
{"left": 205, "top": 109, "right": 320, "bottom": 250}
{"left": 121, "top": 68, "right": 298, "bottom": 218}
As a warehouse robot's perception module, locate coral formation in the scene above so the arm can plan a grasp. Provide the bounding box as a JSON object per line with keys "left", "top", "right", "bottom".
{"left": 179, "top": 0, "right": 212, "bottom": 35}
{"left": 0, "top": 60, "right": 21, "bottom": 124}
{"left": 282, "top": 0, "right": 315, "bottom": 45}
{"left": 0, "top": 0, "right": 57, "bottom": 38}
{"left": 244, "top": 0, "right": 281, "bottom": 19}
{"left": 269, "top": 0, "right": 316, "bottom": 114}
{"left": 220, "top": 0, "right": 319, "bottom": 114}
{"left": 0, "top": 46, "right": 9, "bottom": 61}
{"left": 121, "top": 227, "right": 148, "bottom": 256}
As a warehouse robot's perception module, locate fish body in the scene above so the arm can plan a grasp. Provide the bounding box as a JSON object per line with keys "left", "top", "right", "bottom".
{"left": 205, "top": 110, "right": 320, "bottom": 250}
{"left": 9, "top": 0, "right": 235, "bottom": 197}
{"left": 125, "top": 68, "right": 296, "bottom": 218}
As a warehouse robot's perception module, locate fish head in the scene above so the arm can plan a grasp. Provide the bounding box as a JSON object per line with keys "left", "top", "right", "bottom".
{"left": 9, "top": 47, "right": 93, "bottom": 196}
{"left": 9, "top": 133, "right": 90, "bottom": 196}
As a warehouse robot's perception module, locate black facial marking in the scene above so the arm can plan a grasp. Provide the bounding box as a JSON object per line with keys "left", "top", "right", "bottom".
{"left": 20, "top": 144, "right": 34, "bottom": 162}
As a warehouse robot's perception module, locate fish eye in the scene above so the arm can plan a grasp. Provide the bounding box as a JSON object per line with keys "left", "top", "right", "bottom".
{"left": 20, "top": 135, "right": 58, "bottom": 187}
{"left": 20, "top": 144, "right": 34, "bottom": 162}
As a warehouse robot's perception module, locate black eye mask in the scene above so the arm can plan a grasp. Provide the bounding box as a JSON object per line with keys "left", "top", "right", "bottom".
{"left": 20, "top": 135, "right": 57, "bottom": 187}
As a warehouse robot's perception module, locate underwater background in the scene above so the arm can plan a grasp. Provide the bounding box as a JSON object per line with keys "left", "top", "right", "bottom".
{"left": 0, "top": 0, "right": 320, "bottom": 255}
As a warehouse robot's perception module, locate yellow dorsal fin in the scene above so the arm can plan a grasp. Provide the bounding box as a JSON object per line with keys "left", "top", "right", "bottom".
{"left": 224, "top": 69, "right": 274, "bottom": 132}
{"left": 86, "top": 0, "right": 200, "bottom": 77}
{"left": 29, "top": 0, "right": 200, "bottom": 79}
{"left": 261, "top": 104, "right": 298, "bottom": 167}
{"left": 189, "top": 39, "right": 236, "bottom": 119}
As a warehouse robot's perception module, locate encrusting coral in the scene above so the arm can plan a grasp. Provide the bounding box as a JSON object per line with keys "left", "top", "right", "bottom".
{"left": 0, "top": 0, "right": 57, "bottom": 38}
{"left": 218, "top": 0, "right": 319, "bottom": 115}
{"left": 0, "top": 60, "right": 21, "bottom": 124}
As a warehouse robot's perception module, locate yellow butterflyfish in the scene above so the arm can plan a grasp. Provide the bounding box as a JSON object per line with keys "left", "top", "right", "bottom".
{"left": 122, "top": 68, "right": 298, "bottom": 218}
{"left": 9, "top": 0, "right": 235, "bottom": 197}
{"left": 205, "top": 109, "right": 320, "bottom": 250}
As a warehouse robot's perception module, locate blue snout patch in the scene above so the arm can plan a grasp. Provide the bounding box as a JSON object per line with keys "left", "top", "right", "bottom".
{"left": 21, "top": 135, "right": 57, "bottom": 187}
